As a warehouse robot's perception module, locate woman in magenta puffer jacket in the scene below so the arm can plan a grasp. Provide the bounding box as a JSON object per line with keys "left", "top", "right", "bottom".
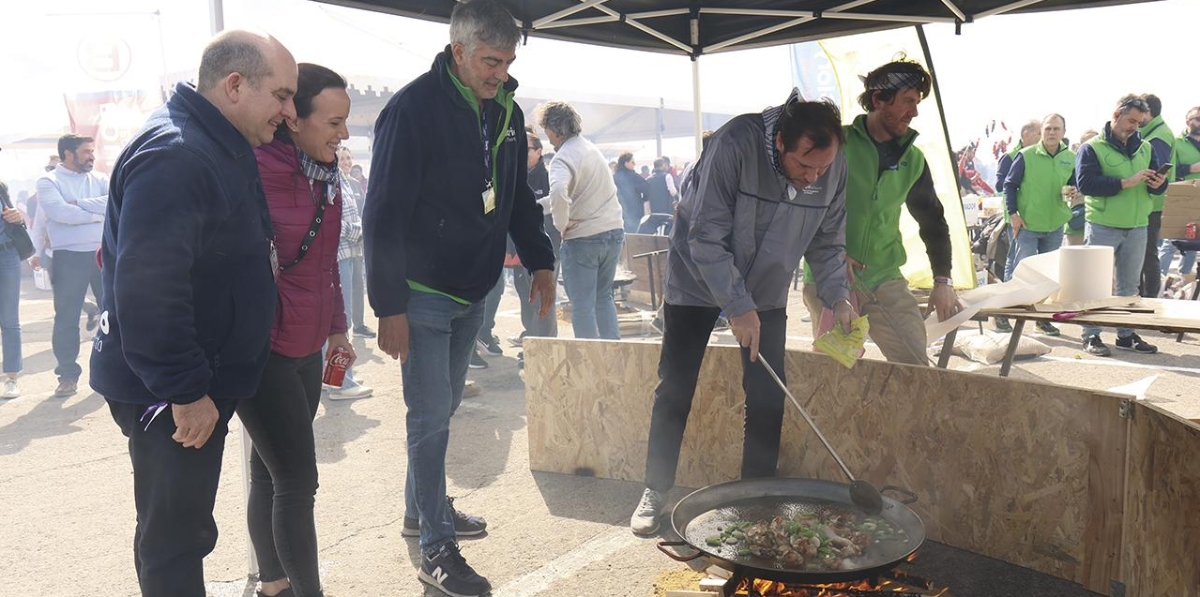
{"left": 238, "top": 63, "right": 352, "bottom": 597}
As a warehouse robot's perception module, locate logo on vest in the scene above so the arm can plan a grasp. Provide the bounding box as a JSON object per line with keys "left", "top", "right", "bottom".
{"left": 505, "top": 127, "right": 516, "bottom": 143}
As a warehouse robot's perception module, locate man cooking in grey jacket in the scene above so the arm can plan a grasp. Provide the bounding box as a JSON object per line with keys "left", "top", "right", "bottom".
{"left": 630, "top": 92, "right": 855, "bottom": 534}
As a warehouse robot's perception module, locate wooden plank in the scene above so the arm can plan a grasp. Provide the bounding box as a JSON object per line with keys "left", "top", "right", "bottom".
{"left": 524, "top": 338, "right": 1127, "bottom": 592}
{"left": 1120, "top": 402, "right": 1200, "bottom": 597}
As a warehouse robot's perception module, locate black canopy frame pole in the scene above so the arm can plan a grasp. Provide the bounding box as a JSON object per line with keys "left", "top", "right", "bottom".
{"left": 974, "top": 0, "right": 1051, "bottom": 18}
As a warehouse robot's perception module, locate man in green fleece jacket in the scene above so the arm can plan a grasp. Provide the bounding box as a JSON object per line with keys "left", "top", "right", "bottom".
{"left": 802, "top": 59, "right": 960, "bottom": 366}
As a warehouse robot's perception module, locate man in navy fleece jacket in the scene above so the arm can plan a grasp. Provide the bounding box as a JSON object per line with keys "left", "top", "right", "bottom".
{"left": 90, "top": 30, "right": 297, "bottom": 597}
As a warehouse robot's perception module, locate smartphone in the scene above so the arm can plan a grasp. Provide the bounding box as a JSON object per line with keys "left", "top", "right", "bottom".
{"left": 1154, "top": 163, "right": 1173, "bottom": 177}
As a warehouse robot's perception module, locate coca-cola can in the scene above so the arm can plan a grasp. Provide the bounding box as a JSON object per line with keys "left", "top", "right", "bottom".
{"left": 323, "top": 346, "right": 353, "bottom": 386}
{"left": 1187, "top": 223, "right": 1198, "bottom": 240}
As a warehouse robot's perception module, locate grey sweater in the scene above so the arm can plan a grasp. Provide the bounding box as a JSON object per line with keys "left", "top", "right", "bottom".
{"left": 663, "top": 110, "right": 850, "bottom": 316}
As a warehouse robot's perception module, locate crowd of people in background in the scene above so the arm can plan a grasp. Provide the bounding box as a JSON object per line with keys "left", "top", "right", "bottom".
{"left": 4, "top": 1, "right": 1197, "bottom": 596}
{"left": 957, "top": 93, "right": 1199, "bottom": 356}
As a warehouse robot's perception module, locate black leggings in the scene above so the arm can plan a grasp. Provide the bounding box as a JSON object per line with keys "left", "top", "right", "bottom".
{"left": 236, "top": 351, "right": 324, "bottom": 596}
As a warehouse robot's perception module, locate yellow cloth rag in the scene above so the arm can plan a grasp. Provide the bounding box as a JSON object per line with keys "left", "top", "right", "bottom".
{"left": 813, "top": 315, "right": 870, "bottom": 368}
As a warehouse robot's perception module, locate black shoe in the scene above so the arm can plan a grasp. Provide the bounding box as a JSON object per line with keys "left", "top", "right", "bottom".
{"left": 353, "top": 325, "right": 376, "bottom": 338}
{"left": 1115, "top": 333, "right": 1157, "bottom": 354}
{"left": 469, "top": 350, "right": 488, "bottom": 369}
{"left": 993, "top": 316, "right": 1012, "bottom": 333}
{"left": 419, "top": 543, "right": 491, "bottom": 597}
{"left": 1035, "top": 321, "right": 1060, "bottom": 336}
{"left": 256, "top": 588, "right": 295, "bottom": 597}
{"left": 1083, "top": 336, "right": 1111, "bottom": 357}
{"left": 403, "top": 497, "right": 489, "bottom": 537}
{"left": 477, "top": 335, "right": 503, "bottom": 356}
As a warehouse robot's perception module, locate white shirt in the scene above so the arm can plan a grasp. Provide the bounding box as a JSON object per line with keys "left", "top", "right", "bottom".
{"left": 548, "top": 135, "right": 624, "bottom": 240}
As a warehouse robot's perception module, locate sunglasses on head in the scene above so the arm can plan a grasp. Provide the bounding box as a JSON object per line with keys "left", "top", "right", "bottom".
{"left": 1119, "top": 98, "right": 1150, "bottom": 112}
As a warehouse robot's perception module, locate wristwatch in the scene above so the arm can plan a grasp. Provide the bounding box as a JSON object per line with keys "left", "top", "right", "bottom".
{"left": 933, "top": 276, "right": 953, "bottom": 286}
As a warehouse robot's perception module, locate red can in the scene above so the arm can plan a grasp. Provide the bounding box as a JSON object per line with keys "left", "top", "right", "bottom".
{"left": 1187, "top": 223, "right": 1198, "bottom": 240}
{"left": 323, "top": 346, "right": 353, "bottom": 386}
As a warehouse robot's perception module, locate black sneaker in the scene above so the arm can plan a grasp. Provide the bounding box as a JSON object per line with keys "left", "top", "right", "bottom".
{"left": 1115, "top": 333, "right": 1158, "bottom": 354}
{"left": 403, "top": 497, "right": 489, "bottom": 537}
{"left": 419, "top": 542, "right": 491, "bottom": 597}
{"left": 354, "top": 325, "right": 376, "bottom": 338}
{"left": 1035, "top": 321, "right": 1060, "bottom": 336}
{"left": 469, "top": 350, "right": 488, "bottom": 369}
{"left": 1083, "top": 336, "right": 1111, "bottom": 357}
{"left": 993, "top": 316, "right": 1012, "bottom": 333}
{"left": 477, "top": 335, "right": 503, "bottom": 356}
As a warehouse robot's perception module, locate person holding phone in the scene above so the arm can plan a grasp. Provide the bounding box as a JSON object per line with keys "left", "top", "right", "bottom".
{"left": 1075, "top": 94, "right": 1169, "bottom": 356}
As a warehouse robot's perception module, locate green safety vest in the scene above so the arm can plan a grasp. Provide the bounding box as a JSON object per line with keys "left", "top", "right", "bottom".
{"left": 1084, "top": 134, "right": 1153, "bottom": 229}
{"left": 1177, "top": 132, "right": 1200, "bottom": 181}
{"left": 1014, "top": 142, "right": 1075, "bottom": 232}
{"left": 803, "top": 115, "right": 925, "bottom": 290}
{"left": 1139, "top": 115, "right": 1176, "bottom": 211}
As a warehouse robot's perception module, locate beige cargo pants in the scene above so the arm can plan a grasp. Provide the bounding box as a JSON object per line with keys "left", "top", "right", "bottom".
{"left": 802, "top": 279, "right": 929, "bottom": 366}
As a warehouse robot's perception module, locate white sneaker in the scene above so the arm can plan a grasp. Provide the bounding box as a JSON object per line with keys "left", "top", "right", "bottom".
{"left": 630, "top": 488, "right": 666, "bottom": 535}
{"left": 328, "top": 383, "right": 373, "bottom": 401}
{"left": 0, "top": 379, "right": 18, "bottom": 399}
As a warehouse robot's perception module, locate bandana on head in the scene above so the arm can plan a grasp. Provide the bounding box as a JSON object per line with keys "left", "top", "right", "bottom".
{"left": 859, "top": 71, "right": 926, "bottom": 93}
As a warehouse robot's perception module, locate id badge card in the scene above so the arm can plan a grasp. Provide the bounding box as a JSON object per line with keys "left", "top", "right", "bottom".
{"left": 482, "top": 185, "right": 496, "bottom": 214}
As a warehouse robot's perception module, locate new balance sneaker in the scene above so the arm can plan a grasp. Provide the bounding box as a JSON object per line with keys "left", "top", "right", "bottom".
{"left": 1115, "top": 333, "right": 1158, "bottom": 354}
{"left": 630, "top": 488, "right": 666, "bottom": 535}
{"left": 403, "top": 497, "right": 488, "bottom": 537}
{"left": 993, "top": 316, "right": 1012, "bottom": 333}
{"left": 1083, "top": 335, "right": 1111, "bottom": 357}
{"left": 468, "top": 350, "right": 488, "bottom": 369}
{"left": 1035, "top": 321, "right": 1060, "bottom": 336}
{"left": 477, "top": 335, "right": 503, "bottom": 356}
{"left": 418, "top": 542, "right": 491, "bottom": 597}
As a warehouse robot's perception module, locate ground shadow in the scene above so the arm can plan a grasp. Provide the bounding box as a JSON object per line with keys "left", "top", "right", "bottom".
{"left": 313, "top": 397, "right": 382, "bottom": 465}
{"left": 444, "top": 356, "right": 526, "bottom": 492}
{"left": 0, "top": 391, "right": 104, "bottom": 455}
{"left": 531, "top": 471, "right": 693, "bottom": 527}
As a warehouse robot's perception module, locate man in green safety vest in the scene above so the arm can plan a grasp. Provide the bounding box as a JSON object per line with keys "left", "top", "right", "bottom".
{"left": 1003, "top": 113, "right": 1076, "bottom": 337}
{"left": 1137, "top": 94, "right": 1176, "bottom": 298}
{"left": 1158, "top": 106, "right": 1200, "bottom": 278}
{"left": 802, "top": 59, "right": 961, "bottom": 366}
{"left": 1075, "top": 95, "right": 1169, "bottom": 357}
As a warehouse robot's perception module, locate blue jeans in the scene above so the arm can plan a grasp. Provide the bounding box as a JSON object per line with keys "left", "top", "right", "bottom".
{"left": 399, "top": 291, "right": 484, "bottom": 552}
{"left": 0, "top": 245, "right": 22, "bottom": 373}
{"left": 1158, "top": 240, "right": 1196, "bottom": 275}
{"left": 51, "top": 249, "right": 101, "bottom": 381}
{"left": 560, "top": 228, "right": 624, "bottom": 339}
{"left": 337, "top": 257, "right": 361, "bottom": 386}
{"left": 1005, "top": 227, "right": 1064, "bottom": 280}
{"left": 1081, "top": 223, "right": 1146, "bottom": 341}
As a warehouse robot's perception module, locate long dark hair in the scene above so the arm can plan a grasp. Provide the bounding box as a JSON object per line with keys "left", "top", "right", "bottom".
{"left": 275, "top": 63, "right": 347, "bottom": 141}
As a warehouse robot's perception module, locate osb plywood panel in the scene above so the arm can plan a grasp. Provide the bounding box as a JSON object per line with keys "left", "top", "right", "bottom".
{"left": 1120, "top": 402, "right": 1200, "bottom": 597}
{"left": 623, "top": 233, "right": 669, "bottom": 305}
{"left": 524, "top": 338, "right": 1127, "bottom": 591}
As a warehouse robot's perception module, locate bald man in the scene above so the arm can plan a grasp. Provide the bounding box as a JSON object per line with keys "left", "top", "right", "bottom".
{"left": 90, "top": 30, "right": 298, "bottom": 597}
